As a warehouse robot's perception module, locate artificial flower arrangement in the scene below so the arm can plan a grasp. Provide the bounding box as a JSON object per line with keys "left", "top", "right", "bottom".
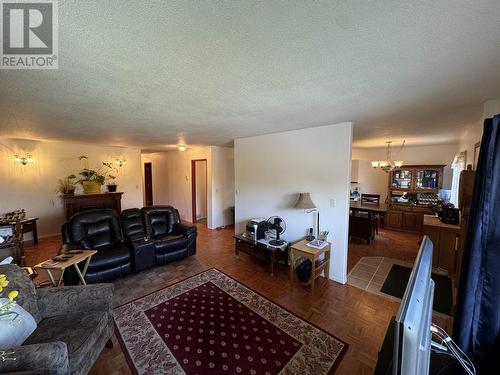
{"left": 0, "top": 274, "right": 19, "bottom": 320}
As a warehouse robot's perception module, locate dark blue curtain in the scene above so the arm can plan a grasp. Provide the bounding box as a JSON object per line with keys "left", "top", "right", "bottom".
{"left": 453, "top": 115, "right": 500, "bottom": 373}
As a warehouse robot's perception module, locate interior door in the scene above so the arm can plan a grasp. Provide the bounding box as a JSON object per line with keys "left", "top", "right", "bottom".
{"left": 144, "top": 162, "right": 153, "bottom": 206}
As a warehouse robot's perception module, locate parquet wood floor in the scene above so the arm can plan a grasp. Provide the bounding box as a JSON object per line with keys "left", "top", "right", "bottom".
{"left": 22, "top": 225, "right": 442, "bottom": 375}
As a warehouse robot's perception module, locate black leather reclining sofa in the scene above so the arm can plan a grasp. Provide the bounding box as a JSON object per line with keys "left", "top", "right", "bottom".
{"left": 61, "top": 206, "right": 197, "bottom": 285}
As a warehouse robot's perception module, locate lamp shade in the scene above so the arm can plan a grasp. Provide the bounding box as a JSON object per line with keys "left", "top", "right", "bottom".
{"left": 294, "top": 192, "right": 316, "bottom": 209}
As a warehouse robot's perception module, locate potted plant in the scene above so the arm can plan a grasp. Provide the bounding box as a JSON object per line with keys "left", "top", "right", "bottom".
{"left": 106, "top": 174, "right": 118, "bottom": 192}
{"left": 76, "top": 156, "right": 113, "bottom": 194}
{"left": 57, "top": 174, "right": 77, "bottom": 195}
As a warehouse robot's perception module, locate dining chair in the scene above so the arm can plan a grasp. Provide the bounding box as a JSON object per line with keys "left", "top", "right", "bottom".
{"left": 360, "top": 193, "right": 381, "bottom": 234}
{"left": 361, "top": 194, "right": 381, "bottom": 205}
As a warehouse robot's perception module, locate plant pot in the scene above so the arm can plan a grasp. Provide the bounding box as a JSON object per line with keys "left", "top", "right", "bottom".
{"left": 82, "top": 181, "right": 101, "bottom": 194}
{"left": 107, "top": 184, "right": 117, "bottom": 192}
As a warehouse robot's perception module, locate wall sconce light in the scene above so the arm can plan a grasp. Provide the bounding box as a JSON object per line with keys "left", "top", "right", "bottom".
{"left": 14, "top": 153, "right": 34, "bottom": 165}
{"left": 115, "top": 159, "right": 126, "bottom": 167}
{"left": 177, "top": 145, "right": 187, "bottom": 151}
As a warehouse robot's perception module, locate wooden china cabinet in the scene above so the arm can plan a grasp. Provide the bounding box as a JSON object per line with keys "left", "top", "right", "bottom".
{"left": 385, "top": 165, "right": 445, "bottom": 233}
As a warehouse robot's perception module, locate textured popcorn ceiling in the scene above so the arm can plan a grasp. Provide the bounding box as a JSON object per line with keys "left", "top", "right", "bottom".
{"left": 1, "top": 1, "right": 500, "bottom": 149}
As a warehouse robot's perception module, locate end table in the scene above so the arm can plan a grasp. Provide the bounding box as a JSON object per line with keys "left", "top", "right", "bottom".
{"left": 34, "top": 250, "right": 97, "bottom": 287}
{"left": 290, "top": 239, "right": 331, "bottom": 293}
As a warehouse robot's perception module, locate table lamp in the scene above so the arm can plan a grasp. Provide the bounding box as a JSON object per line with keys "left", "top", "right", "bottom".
{"left": 294, "top": 192, "right": 319, "bottom": 240}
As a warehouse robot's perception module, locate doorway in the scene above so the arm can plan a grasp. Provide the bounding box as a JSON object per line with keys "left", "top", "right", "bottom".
{"left": 144, "top": 162, "right": 153, "bottom": 206}
{"left": 191, "top": 159, "right": 207, "bottom": 225}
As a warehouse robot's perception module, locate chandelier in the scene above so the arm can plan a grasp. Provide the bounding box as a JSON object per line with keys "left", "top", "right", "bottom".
{"left": 371, "top": 141, "right": 404, "bottom": 172}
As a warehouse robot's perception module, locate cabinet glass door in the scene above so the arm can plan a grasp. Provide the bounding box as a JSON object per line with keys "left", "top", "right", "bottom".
{"left": 416, "top": 169, "right": 439, "bottom": 189}
{"left": 391, "top": 169, "right": 413, "bottom": 189}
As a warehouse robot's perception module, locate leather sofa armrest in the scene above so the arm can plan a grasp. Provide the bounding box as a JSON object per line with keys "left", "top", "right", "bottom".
{"left": 129, "top": 237, "right": 156, "bottom": 272}
{"left": 36, "top": 284, "right": 114, "bottom": 318}
{"left": 173, "top": 223, "right": 197, "bottom": 237}
{"left": 0, "top": 341, "right": 69, "bottom": 375}
{"left": 127, "top": 233, "right": 149, "bottom": 242}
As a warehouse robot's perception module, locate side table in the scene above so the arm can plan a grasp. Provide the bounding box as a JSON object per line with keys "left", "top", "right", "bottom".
{"left": 234, "top": 234, "right": 288, "bottom": 275}
{"left": 34, "top": 250, "right": 97, "bottom": 286}
{"left": 290, "top": 239, "right": 331, "bottom": 293}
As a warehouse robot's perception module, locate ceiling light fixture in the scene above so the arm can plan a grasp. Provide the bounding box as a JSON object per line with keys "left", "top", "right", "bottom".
{"left": 371, "top": 141, "right": 405, "bottom": 172}
{"left": 14, "top": 153, "right": 34, "bottom": 165}
{"left": 177, "top": 145, "right": 187, "bottom": 151}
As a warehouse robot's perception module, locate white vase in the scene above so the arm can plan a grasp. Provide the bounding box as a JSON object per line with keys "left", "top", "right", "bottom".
{"left": 0, "top": 298, "right": 37, "bottom": 350}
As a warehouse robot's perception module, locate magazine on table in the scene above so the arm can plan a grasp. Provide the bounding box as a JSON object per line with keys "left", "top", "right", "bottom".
{"left": 40, "top": 259, "right": 61, "bottom": 268}
{"left": 306, "top": 239, "right": 328, "bottom": 249}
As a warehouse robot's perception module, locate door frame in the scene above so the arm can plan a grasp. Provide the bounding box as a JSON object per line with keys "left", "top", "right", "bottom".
{"left": 191, "top": 159, "right": 208, "bottom": 224}
{"left": 144, "top": 162, "right": 153, "bottom": 206}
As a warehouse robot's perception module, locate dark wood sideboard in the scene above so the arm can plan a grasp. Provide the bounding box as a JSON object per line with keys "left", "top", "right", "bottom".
{"left": 385, "top": 164, "right": 445, "bottom": 233}
{"left": 62, "top": 192, "right": 123, "bottom": 220}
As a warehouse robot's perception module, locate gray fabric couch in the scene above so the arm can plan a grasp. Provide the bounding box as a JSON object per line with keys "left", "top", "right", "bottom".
{"left": 0, "top": 264, "right": 114, "bottom": 375}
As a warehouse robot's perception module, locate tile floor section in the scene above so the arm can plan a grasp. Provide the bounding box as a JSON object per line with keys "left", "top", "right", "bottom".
{"left": 347, "top": 257, "right": 414, "bottom": 301}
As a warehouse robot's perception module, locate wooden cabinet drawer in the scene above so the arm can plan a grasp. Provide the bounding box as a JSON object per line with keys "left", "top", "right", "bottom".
{"left": 235, "top": 238, "right": 254, "bottom": 256}
{"left": 401, "top": 212, "right": 423, "bottom": 232}
{"left": 385, "top": 210, "right": 402, "bottom": 229}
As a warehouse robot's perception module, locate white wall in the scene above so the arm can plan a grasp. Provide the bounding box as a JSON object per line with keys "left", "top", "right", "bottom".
{"left": 483, "top": 98, "right": 500, "bottom": 119}
{"left": 141, "top": 146, "right": 213, "bottom": 227}
{"left": 351, "top": 143, "right": 459, "bottom": 200}
{"left": 195, "top": 160, "right": 207, "bottom": 220}
{"left": 0, "top": 138, "right": 143, "bottom": 238}
{"left": 211, "top": 146, "right": 235, "bottom": 228}
{"left": 458, "top": 120, "right": 483, "bottom": 167}
{"left": 457, "top": 98, "right": 499, "bottom": 168}
{"left": 235, "top": 123, "right": 353, "bottom": 284}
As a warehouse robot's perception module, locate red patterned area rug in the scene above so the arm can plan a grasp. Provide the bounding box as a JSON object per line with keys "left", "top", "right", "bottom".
{"left": 114, "top": 268, "right": 347, "bottom": 374}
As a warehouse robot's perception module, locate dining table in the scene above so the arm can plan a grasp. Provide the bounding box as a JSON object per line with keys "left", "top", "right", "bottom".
{"left": 349, "top": 201, "right": 389, "bottom": 244}
{"left": 349, "top": 201, "right": 389, "bottom": 221}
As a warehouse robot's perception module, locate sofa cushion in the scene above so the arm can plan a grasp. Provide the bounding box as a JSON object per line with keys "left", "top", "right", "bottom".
{"left": 148, "top": 213, "right": 170, "bottom": 237}
{"left": 87, "top": 245, "right": 131, "bottom": 271}
{"left": 25, "top": 310, "right": 112, "bottom": 373}
{"left": 121, "top": 208, "right": 146, "bottom": 238}
{"left": 0, "top": 297, "right": 37, "bottom": 350}
{"left": 142, "top": 206, "right": 181, "bottom": 238}
{"left": 84, "top": 219, "right": 115, "bottom": 248}
{"left": 67, "top": 209, "right": 123, "bottom": 246}
{"left": 0, "top": 264, "right": 41, "bottom": 323}
{"left": 153, "top": 234, "right": 187, "bottom": 254}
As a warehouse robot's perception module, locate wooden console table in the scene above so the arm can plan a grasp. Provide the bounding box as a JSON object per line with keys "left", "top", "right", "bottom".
{"left": 62, "top": 192, "right": 123, "bottom": 220}
{"left": 234, "top": 234, "right": 288, "bottom": 275}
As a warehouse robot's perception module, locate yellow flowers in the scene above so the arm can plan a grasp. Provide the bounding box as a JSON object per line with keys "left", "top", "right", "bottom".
{"left": 8, "top": 291, "right": 19, "bottom": 300}
{"left": 0, "top": 274, "right": 20, "bottom": 299}
{"left": 0, "top": 274, "right": 20, "bottom": 319}
{"left": 0, "top": 274, "right": 9, "bottom": 292}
